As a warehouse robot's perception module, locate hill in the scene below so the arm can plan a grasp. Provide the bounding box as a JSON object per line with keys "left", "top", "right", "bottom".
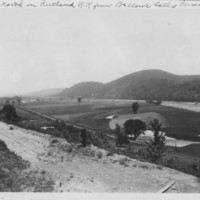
{"left": 96, "top": 69, "right": 200, "bottom": 101}
{"left": 24, "top": 88, "right": 65, "bottom": 97}
{"left": 59, "top": 82, "right": 103, "bottom": 98}
{"left": 57, "top": 69, "right": 200, "bottom": 101}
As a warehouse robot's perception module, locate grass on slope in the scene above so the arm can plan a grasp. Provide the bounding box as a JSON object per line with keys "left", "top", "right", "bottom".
{"left": 0, "top": 140, "right": 54, "bottom": 192}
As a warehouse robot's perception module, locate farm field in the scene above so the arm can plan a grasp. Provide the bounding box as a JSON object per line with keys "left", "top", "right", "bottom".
{"left": 22, "top": 99, "right": 200, "bottom": 142}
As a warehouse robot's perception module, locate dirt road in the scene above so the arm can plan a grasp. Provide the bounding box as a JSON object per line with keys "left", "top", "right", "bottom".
{"left": 0, "top": 121, "right": 199, "bottom": 193}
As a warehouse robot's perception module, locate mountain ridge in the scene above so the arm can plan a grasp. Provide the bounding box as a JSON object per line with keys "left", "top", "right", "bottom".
{"left": 26, "top": 69, "right": 200, "bottom": 101}
{"left": 58, "top": 69, "right": 200, "bottom": 101}
{"left": 24, "top": 88, "right": 65, "bottom": 97}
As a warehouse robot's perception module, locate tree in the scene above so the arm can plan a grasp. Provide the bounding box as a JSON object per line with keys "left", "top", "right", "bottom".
{"left": 132, "top": 102, "right": 139, "bottom": 114}
{"left": 145, "top": 118, "right": 166, "bottom": 162}
{"left": 124, "top": 119, "right": 146, "bottom": 140}
{"left": 78, "top": 97, "right": 82, "bottom": 103}
{"left": 1, "top": 104, "right": 20, "bottom": 122}
{"left": 115, "top": 124, "right": 129, "bottom": 146}
{"left": 150, "top": 118, "right": 164, "bottom": 144}
{"left": 54, "top": 120, "right": 66, "bottom": 131}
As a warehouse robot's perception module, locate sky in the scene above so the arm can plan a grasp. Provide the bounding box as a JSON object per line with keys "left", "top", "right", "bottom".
{"left": 0, "top": 8, "right": 200, "bottom": 95}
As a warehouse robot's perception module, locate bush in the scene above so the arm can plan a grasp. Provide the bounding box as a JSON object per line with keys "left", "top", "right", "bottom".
{"left": 0, "top": 140, "right": 7, "bottom": 151}
{"left": 97, "top": 151, "right": 103, "bottom": 159}
{"left": 51, "top": 139, "right": 59, "bottom": 144}
{"left": 45, "top": 129, "right": 62, "bottom": 138}
{"left": 162, "top": 158, "right": 200, "bottom": 178}
{"left": 54, "top": 120, "right": 66, "bottom": 131}
{"left": 115, "top": 124, "right": 129, "bottom": 146}
{"left": 145, "top": 119, "right": 166, "bottom": 163}
{"left": 116, "top": 133, "right": 129, "bottom": 146}
{"left": 66, "top": 131, "right": 81, "bottom": 144}
{"left": 119, "top": 158, "right": 129, "bottom": 167}
{"left": 106, "top": 151, "right": 114, "bottom": 156}
{"left": 90, "top": 150, "right": 96, "bottom": 157}
{"left": 87, "top": 131, "right": 110, "bottom": 149}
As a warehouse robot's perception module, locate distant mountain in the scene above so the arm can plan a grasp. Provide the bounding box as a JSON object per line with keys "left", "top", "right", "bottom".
{"left": 96, "top": 69, "right": 200, "bottom": 101}
{"left": 58, "top": 69, "right": 200, "bottom": 101}
{"left": 25, "top": 88, "right": 65, "bottom": 97}
{"left": 59, "top": 82, "right": 103, "bottom": 98}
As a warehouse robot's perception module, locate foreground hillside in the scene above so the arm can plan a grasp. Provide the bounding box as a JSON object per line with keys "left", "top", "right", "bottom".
{"left": 58, "top": 69, "right": 200, "bottom": 101}
{"left": 0, "top": 121, "right": 199, "bottom": 192}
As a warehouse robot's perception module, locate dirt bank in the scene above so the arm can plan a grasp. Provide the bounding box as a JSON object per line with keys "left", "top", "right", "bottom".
{"left": 0, "top": 121, "right": 199, "bottom": 193}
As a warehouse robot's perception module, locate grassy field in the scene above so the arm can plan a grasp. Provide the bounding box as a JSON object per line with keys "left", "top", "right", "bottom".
{"left": 22, "top": 100, "right": 200, "bottom": 141}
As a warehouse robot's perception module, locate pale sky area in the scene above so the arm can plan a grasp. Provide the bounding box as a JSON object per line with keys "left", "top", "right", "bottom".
{"left": 0, "top": 8, "right": 200, "bottom": 95}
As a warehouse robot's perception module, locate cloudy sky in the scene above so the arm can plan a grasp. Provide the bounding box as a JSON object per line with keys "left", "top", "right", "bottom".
{"left": 0, "top": 8, "right": 200, "bottom": 95}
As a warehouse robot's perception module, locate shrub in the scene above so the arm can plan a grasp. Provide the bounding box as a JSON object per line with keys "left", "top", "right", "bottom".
{"left": 106, "top": 150, "right": 114, "bottom": 157}
{"left": 45, "top": 129, "right": 62, "bottom": 138}
{"left": 90, "top": 150, "right": 96, "bottom": 157}
{"left": 97, "top": 151, "right": 103, "bottom": 159}
{"left": 66, "top": 145, "right": 73, "bottom": 153}
{"left": 162, "top": 158, "right": 200, "bottom": 178}
{"left": 115, "top": 124, "right": 129, "bottom": 146}
{"left": 62, "top": 129, "right": 80, "bottom": 144}
{"left": 81, "top": 148, "right": 92, "bottom": 156}
{"left": 119, "top": 158, "right": 126, "bottom": 166}
{"left": 119, "top": 158, "right": 129, "bottom": 167}
{"left": 145, "top": 119, "right": 166, "bottom": 163}
{"left": 54, "top": 120, "right": 66, "bottom": 131}
{"left": 140, "top": 164, "right": 149, "bottom": 169}
{"left": 51, "top": 139, "right": 59, "bottom": 144}
{"left": 87, "top": 131, "right": 110, "bottom": 149}
{"left": 0, "top": 140, "right": 7, "bottom": 151}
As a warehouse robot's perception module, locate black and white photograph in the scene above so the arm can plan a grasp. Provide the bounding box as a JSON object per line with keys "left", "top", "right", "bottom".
{"left": 0, "top": 0, "right": 200, "bottom": 195}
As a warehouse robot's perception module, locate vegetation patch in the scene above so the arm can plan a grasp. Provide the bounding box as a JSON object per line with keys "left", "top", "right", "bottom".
{"left": 0, "top": 140, "right": 54, "bottom": 192}
{"left": 119, "top": 158, "right": 129, "bottom": 167}
{"left": 97, "top": 151, "right": 103, "bottom": 159}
